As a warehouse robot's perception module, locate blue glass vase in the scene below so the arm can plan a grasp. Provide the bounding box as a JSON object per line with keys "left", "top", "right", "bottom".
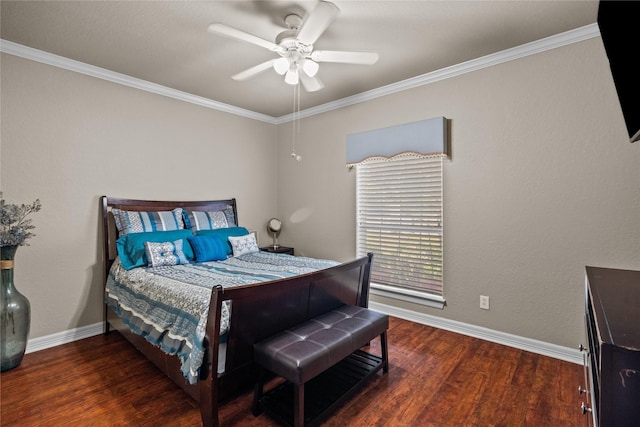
{"left": 1, "top": 245, "right": 31, "bottom": 371}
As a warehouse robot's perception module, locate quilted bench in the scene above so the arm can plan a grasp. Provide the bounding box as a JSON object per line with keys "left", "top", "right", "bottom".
{"left": 252, "top": 304, "right": 389, "bottom": 427}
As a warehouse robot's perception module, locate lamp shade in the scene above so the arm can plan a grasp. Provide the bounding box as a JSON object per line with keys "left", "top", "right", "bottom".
{"left": 267, "top": 218, "right": 282, "bottom": 248}
{"left": 285, "top": 67, "right": 299, "bottom": 85}
{"left": 267, "top": 218, "right": 282, "bottom": 233}
{"left": 302, "top": 59, "right": 319, "bottom": 77}
{"left": 273, "top": 58, "right": 289, "bottom": 75}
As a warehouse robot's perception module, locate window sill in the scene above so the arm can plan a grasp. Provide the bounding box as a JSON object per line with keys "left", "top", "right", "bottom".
{"left": 370, "top": 283, "right": 445, "bottom": 309}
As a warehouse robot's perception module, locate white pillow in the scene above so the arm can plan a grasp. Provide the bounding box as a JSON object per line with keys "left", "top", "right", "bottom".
{"left": 228, "top": 233, "right": 259, "bottom": 257}
{"left": 144, "top": 239, "right": 189, "bottom": 267}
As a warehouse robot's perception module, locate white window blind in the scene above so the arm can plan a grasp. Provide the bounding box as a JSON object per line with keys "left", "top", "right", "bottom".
{"left": 356, "top": 155, "right": 444, "bottom": 299}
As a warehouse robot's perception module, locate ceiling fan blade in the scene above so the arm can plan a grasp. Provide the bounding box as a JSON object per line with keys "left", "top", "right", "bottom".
{"left": 208, "top": 23, "right": 278, "bottom": 51}
{"left": 296, "top": 1, "right": 340, "bottom": 46}
{"left": 231, "top": 60, "right": 276, "bottom": 81}
{"left": 311, "top": 50, "right": 379, "bottom": 65}
{"left": 300, "top": 73, "right": 324, "bottom": 92}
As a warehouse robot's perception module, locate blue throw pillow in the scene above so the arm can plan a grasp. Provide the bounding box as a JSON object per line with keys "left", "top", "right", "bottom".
{"left": 188, "top": 235, "right": 228, "bottom": 262}
{"left": 196, "top": 226, "right": 249, "bottom": 255}
{"left": 116, "top": 229, "right": 194, "bottom": 270}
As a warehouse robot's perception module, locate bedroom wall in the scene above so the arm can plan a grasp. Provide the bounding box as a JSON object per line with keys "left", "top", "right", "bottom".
{"left": 3, "top": 36, "right": 638, "bottom": 353}
{"left": 1, "top": 54, "right": 278, "bottom": 339}
{"left": 276, "top": 38, "right": 640, "bottom": 349}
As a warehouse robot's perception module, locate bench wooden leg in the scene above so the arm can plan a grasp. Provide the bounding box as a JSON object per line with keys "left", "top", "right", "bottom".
{"left": 381, "top": 331, "right": 389, "bottom": 373}
{"left": 252, "top": 367, "right": 264, "bottom": 416}
{"left": 294, "top": 382, "right": 304, "bottom": 427}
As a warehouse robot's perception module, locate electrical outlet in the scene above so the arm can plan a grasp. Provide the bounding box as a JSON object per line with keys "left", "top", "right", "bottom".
{"left": 480, "top": 295, "right": 490, "bottom": 310}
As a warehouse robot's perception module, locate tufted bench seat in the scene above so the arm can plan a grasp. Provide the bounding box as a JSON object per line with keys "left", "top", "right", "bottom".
{"left": 252, "top": 305, "right": 389, "bottom": 427}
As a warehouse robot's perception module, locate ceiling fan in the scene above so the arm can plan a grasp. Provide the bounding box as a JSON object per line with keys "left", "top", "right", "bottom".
{"left": 207, "top": 0, "right": 379, "bottom": 92}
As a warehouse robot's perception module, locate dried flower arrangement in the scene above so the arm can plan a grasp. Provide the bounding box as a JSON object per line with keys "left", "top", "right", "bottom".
{"left": 0, "top": 192, "right": 42, "bottom": 247}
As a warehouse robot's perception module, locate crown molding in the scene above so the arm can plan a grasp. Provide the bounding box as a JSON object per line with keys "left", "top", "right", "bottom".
{"left": 275, "top": 23, "right": 600, "bottom": 123}
{"left": 0, "top": 39, "right": 277, "bottom": 124}
{"left": 2, "top": 23, "right": 599, "bottom": 125}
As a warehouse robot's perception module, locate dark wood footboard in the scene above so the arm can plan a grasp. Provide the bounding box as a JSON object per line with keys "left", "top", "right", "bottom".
{"left": 217, "top": 253, "right": 373, "bottom": 399}
{"left": 101, "top": 196, "right": 373, "bottom": 427}
{"left": 105, "top": 284, "right": 224, "bottom": 426}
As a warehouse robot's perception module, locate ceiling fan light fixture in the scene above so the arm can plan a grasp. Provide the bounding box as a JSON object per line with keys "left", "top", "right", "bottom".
{"left": 302, "top": 59, "right": 319, "bottom": 77}
{"left": 285, "top": 66, "right": 299, "bottom": 85}
{"left": 273, "top": 57, "right": 290, "bottom": 75}
{"left": 208, "top": 1, "right": 379, "bottom": 91}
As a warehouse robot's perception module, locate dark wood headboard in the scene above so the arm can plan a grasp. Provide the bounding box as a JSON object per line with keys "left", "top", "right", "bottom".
{"left": 100, "top": 196, "right": 238, "bottom": 284}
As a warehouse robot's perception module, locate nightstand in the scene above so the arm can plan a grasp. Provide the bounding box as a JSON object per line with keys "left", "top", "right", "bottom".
{"left": 260, "top": 246, "right": 294, "bottom": 256}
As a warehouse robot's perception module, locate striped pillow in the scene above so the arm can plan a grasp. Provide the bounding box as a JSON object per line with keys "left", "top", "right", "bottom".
{"left": 187, "top": 235, "right": 228, "bottom": 262}
{"left": 184, "top": 208, "right": 236, "bottom": 232}
{"left": 112, "top": 208, "right": 184, "bottom": 235}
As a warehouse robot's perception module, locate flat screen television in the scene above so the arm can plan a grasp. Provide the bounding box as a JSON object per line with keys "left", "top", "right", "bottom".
{"left": 597, "top": 1, "right": 639, "bottom": 143}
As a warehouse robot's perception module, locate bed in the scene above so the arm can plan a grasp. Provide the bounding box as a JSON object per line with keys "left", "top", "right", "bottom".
{"left": 101, "top": 196, "right": 373, "bottom": 426}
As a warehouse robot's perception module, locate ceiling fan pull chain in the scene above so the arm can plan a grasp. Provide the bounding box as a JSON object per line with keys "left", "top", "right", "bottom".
{"left": 291, "top": 84, "right": 302, "bottom": 162}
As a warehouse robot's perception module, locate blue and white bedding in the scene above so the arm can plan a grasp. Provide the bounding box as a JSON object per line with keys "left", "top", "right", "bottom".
{"left": 105, "top": 251, "right": 339, "bottom": 384}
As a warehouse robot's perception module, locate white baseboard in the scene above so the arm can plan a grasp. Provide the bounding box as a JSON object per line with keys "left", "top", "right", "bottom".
{"left": 368, "top": 301, "right": 583, "bottom": 365}
{"left": 25, "top": 307, "right": 583, "bottom": 366}
{"left": 25, "top": 322, "right": 104, "bottom": 354}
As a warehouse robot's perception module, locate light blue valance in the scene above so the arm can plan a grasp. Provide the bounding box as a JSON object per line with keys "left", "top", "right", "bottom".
{"left": 346, "top": 116, "right": 448, "bottom": 165}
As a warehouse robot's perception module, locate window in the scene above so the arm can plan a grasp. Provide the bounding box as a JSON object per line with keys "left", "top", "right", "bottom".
{"left": 356, "top": 155, "right": 444, "bottom": 308}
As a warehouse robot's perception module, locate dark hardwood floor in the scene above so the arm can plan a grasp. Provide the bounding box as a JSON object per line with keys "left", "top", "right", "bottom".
{"left": 0, "top": 317, "right": 585, "bottom": 426}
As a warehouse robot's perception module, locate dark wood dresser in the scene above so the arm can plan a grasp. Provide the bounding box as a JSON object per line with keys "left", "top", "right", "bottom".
{"left": 581, "top": 267, "right": 640, "bottom": 426}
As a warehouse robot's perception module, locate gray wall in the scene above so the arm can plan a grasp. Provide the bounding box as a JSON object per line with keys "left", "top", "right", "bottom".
{"left": 1, "top": 54, "right": 277, "bottom": 338}
{"left": 2, "top": 36, "right": 638, "bottom": 351}
{"left": 275, "top": 38, "right": 640, "bottom": 348}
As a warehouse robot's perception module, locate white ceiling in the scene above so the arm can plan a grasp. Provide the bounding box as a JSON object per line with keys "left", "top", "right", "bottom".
{"left": 1, "top": 1, "right": 600, "bottom": 118}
